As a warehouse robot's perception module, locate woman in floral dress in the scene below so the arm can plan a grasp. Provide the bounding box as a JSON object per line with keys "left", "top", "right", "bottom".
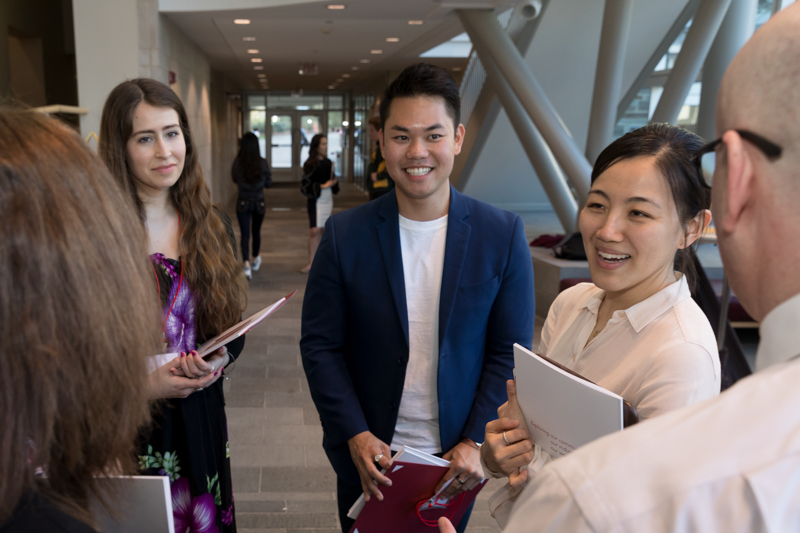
{"left": 100, "top": 79, "right": 248, "bottom": 533}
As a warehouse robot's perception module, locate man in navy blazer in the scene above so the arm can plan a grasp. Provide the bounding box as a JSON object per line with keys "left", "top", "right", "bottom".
{"left": 300, "top": 63, "right": 535, "bottom": 533}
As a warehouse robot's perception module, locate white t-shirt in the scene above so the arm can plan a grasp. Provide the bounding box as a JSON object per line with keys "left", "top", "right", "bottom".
{"left": 390, "top": 214, "right": 448, "bottom": 454}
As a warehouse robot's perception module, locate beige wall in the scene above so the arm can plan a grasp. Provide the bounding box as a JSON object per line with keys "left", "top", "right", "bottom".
{"left": 73, "top": 0, "right": 139, "bottom": 138}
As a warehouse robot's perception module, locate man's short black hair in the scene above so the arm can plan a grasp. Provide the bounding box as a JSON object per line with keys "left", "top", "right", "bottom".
{"left": 379, "top": 63, "right": 461, "bottom": 130}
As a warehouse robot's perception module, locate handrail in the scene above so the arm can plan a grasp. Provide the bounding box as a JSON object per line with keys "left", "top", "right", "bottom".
{"left": 33, "top": 105, "right": 89, "bottom": 115}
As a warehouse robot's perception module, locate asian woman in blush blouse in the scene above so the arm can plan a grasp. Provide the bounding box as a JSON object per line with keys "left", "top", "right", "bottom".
{"left": 474, "top": 123, "right": 721, "bottom": 529}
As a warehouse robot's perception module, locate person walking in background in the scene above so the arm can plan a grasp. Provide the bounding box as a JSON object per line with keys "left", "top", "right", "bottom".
{"left": 0, "top": 107, "right": 158, "bottom": 531}
{"left": 301, "top": 133, "right": 338, "bottom": 273}
{"left": 100, "top": 78, "right": 247, "bottom": 533}
{"left": 367, "top": 116, "right": 394, "bottom": 200}
{"left": 232, "top": 132, "right": 272, "bottom": 280}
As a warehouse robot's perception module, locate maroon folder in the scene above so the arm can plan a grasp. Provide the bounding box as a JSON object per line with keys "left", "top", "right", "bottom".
{"left": 349, "top": 461, "right": 486, "bottom": 533}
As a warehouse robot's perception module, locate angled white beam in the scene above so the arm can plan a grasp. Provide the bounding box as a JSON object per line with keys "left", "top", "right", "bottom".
{"left": 617, "top": 0, "right": 701, "bottom": 122}
{"left": 650, "top": 0, "right": 733, "bottom": 124}
{"left": 696, "top": 0, "right": 757, "bottom": 141}
{"left": 586, "top": 0, "right": 635, "bottom": 164}
{"left": 457, "top": 8, "right": 592, "bottom": 205}
{"left": 471, "top": 34, "right": 578, "bottom": 232}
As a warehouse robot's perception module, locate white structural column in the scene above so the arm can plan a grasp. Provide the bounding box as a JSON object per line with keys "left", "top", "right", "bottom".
{"left": 457, "top": 9, "right": 592, "bottom": 205}
{"left": 696, "top": 0, "right": 757, "bottom": 141}
{"left": 470, "top": 33, "right": 579, "bottom": 232}
{"left": 585, "top": 0, "right": 635, "bottom": 164}
{"left": 650, "top": 0, "right": 733, "bottom": 125}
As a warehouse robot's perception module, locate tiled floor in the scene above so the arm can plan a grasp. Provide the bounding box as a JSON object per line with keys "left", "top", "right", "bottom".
{"left": 225, "top": 182, "right": 527, "bottom": 533}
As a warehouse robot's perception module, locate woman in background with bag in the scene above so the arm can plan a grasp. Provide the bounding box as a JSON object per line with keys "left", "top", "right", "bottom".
{"left": 232, "top": 132, "right": 272, "bottom": 280}
{"left": 301, "top": 133, "right": 337, "bottom": 273}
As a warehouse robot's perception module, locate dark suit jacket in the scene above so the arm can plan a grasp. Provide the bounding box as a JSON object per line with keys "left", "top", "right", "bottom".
{"left": 300, "top": 186, "right": 535, "bottom": 485}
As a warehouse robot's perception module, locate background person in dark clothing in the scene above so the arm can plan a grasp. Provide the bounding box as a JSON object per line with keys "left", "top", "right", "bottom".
{"left": 366, "top": 116, "right": 394, "bottom": 200}
{"left": 232, "top": 132, "right": 272, "bottom": 279}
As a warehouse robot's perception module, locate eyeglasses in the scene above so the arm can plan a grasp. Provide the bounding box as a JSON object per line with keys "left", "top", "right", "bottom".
{"left": 692, "top": 129, "right": 782, "bottom": 188}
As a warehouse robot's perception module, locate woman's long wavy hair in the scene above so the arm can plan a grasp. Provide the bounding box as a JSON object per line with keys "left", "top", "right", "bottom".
{"left": 236, "top": 132, "right": 264, "bottom": 186}
{"left": 303, "top": 133, "right": 327, "bottom": 174}
{"left": 0, "top": 108, "right": 157, "bottom": 526}
{"left": 99, "top": 79, "right": 246, "bottom": 340}
{"left": 591, "top": 123, "right": 711, "bottom": 292}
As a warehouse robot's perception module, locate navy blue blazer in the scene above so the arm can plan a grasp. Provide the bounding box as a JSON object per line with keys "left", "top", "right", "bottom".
{"left": 300, "top": 186, "right": 535, "bottom": 484}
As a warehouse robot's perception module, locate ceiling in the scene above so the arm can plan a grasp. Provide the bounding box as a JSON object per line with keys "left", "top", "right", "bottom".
{"left": 161, "top": 0, "right": 514, "bottom": 92}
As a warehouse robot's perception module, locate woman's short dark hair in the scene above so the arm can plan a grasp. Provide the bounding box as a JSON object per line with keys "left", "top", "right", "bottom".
{"left": 379, "top": 63, "right": 461, "bottom": 130}
{"left": 236, "top": 132, "right": 264, "bottom": 185}
{"left": 591, "top": 123, "right": 711, "bottom": 291}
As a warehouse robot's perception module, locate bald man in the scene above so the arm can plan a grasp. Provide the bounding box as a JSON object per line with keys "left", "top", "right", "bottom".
{"left": 439, "top": 5, "right": 800, "bottom": 532}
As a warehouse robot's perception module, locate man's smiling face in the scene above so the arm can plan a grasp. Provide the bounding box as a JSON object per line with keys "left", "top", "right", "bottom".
{"left": 379, "top": 95, "right": 464, "bottom": 206}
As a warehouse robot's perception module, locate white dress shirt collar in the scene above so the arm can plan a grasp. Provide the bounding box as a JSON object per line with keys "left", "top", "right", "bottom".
{"left": 755, "top": 291, "right": 800, "bottom": 372}
{"left": 578, "top": 274, "right": 692, "bottom": 334}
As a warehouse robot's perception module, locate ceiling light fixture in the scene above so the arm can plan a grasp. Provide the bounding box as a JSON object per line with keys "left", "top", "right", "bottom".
{"left": 247, "top": 49, "right": 259, "bottom": 54}
{"left": 254, "top": 66, "right": 264, "bottom": 70}
{"left": 328, "top": 85, "right": 336, "bottom": 90}
{"left": 351, "top": 66, "right": 359, "bottom": 70}
{"left": 243, "top": 37, "right": 256, "bottom": 41}
{"left": 370, "top": 49, "right": 383, "bottom": 54}
{"left": 257, "top": 74, "right": 266, "bottom": 78}
{"left": 360, "top": 59, "right": 370, "bottom": 64}
{"left": 452, "top": 67, "right": 463, "bottom": 72}
{"left": 326, "top": 4, "right": 346, "bottom": 9}
{"left": 386, "top": 37, "right": 399, "bottom": 42}
{"left": 251, "top": 58, "right": 263, "bottom": 63}
{"left": 342, "top": 74, "right": 351, "bottom": 78}
{"left": 336, "top": 78, "right": 343, "bottom": 82}
{"left": 234, "top": 19, "right": 251, "bottom": 24}
{"left": 408, "top": 20, "right": 423, "bottom": 25}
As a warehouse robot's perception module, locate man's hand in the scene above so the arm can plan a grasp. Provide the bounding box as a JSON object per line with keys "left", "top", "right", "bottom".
{"left": 347, "top": 431, "right": 392, "bottom": 501}
{"left": 483, "top": 380, "right": 534, "bottom": 487}
{"left": 436, "top": 442, "right": 483, "bottom": 499}
{"left": 439, "top": 517, "right": 456, "bottom": 533}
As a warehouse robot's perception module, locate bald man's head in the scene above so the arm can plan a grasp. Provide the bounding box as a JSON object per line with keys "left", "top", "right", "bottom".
{"left": 718, "top": 4, "right": 800, "bottom": 147}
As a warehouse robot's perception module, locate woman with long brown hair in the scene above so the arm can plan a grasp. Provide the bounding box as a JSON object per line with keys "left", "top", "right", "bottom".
{"left": 100, "top": 78, "right": 247, "bottom": 532}
{"left": 0, "top": 108, "right": 157, "bottom": 530}
{"left": 301, "top": 133, "right": 337, "bottom": 273}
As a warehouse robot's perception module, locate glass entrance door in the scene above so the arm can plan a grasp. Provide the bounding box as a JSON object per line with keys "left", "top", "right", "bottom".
{"left": 269, "top": 114, "right": 293, "bottom": 181}
{"left": 268, "top": 111, "right": 325, "bottom": 182}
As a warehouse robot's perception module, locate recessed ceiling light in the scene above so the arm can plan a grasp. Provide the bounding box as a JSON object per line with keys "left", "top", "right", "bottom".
{"left": 257, "top": 74, "right": 266, "bottom": 78}
{"left": 247, "top": 49, "right": 259, "bottom": 54}
{"left": 327, "top": 4, "right": 346, "bottom": 9}
{"left": 251, "top": 58, "right": 262, "bottom": 63}
{"left": 351, "top": 66, "right": 359, "bottom": 70}
{"left": 234, "top": 19, "right": 251, "bottom": 25}
{"left": 328, "top": 85, "right": 336, "bottom": 90}
{"left": 243, "top": 37, "right": 256, "bottom": 41}
{"left": 452, "top": 67, "right": 463, "bottom": 72}
{"left": 386, "top": 37, "right": 399, "bottom": 42}
{"left": 254, "top": 66, "right": 264, "bottom": 70}
{"left": 360, "top": 59, "right": 370, "bottom": 64}
{"left": 342, "top": 74, "right": 351, "bottom": 78}
{"left": 371, "top": 49, "right": 383, "bottom": 54}
{"left": 336, "top": 78, "right": 343, "bottom": 82}
{"left": 408, "top": 20, "right": 423, "bottom": 25}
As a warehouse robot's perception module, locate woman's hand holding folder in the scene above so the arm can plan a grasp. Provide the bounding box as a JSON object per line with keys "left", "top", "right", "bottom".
{"left": 482, "top": 380, "right": 535, "bottom": 488}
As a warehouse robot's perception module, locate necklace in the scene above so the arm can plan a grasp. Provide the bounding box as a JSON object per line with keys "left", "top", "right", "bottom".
{"left": 151, "top": 210, "right": 183, "bottom": 352}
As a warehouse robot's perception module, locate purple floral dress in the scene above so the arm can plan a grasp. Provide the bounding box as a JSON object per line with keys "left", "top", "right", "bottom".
{"left": 139, "top": 254, "right": 243, "bottom": 533}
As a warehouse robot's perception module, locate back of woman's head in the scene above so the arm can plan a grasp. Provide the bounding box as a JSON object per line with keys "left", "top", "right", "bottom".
{"left": 592, "top": 123, "right": 710, "bottom": 290}
{"left": 236, "top": 132, "right": 263, "bottom": 185}
{"left": 99, "top": 79, "right": 246, "bottom": 339}
{"left": 0, "top": 108, "right": 159, "bottom": 525}
{"left": 303, "top": 134, "right": 326, "bottom": 173}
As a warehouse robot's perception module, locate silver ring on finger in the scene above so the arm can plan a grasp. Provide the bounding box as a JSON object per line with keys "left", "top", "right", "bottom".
{"left": 456, "top": 477, "right": 466, "bottom": 485}
{"left": 503, "top": 431, "right": 510, "bottom": 446}
{"left": 374, "top": 454, "right": 383, "bottom": 463}
{"left": 196, "top": 387, "right": 203, "bottom": 392}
